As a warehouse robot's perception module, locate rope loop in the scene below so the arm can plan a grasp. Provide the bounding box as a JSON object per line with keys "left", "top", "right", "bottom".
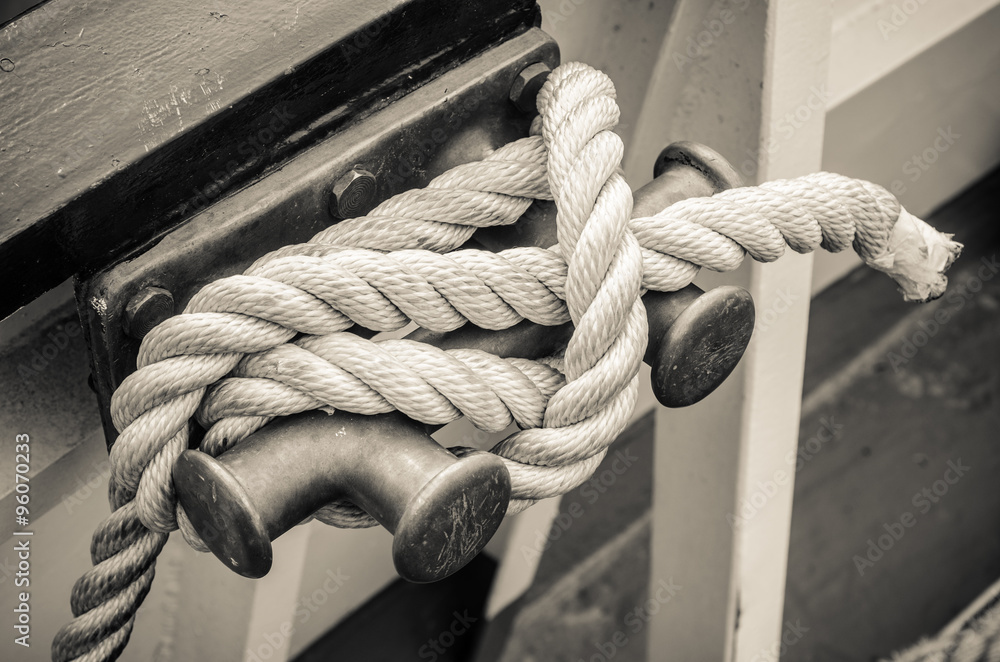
{"left": 52, "top": 61, "right": 962, "bottom": 662}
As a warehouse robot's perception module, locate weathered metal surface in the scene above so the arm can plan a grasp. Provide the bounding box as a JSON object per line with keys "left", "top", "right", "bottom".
{"left": 0, "top": 0, "right": 539, "bottom": 317}
{"left": 80, "top": 29, "right": 560, "bottom": 447}
{"left": 652, "top": 285, "right": 755, "bottom": 407}
{"left": 174, "top": 410, "right": 511, "bottom": 582}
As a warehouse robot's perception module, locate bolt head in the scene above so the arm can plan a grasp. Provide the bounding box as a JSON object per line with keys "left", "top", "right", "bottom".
{"left": 123, "top": 287, "right": 175, "bottom": 340}
{"left": 509, "top": 62, "right": 551, "bottom": 114}
{"left": 330, "top": 169, "right": 377, "bottom": 219}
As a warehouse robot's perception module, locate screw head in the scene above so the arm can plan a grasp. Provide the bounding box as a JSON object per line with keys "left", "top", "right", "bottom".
{"left": 329, "top": 169, "right": 377, "bottom": 219}
{"left": 123, "top": 287, "right": 175, "bottom": 340}
{"left": 509, "top": 62, "right": 551, "bottom": 114}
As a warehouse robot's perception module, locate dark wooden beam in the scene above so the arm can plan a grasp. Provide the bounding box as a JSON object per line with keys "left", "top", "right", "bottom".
{"left": 0, "top": 0, "right": 539, "bottom": 318}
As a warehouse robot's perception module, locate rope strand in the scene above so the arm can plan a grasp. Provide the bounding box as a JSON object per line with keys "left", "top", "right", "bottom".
{"left": 52, "top": 62, "right": 961, "bottom": 662}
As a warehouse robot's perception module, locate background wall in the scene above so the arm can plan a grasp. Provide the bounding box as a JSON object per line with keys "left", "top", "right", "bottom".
{"left": 815, "top": 1, "right": 1000, "bottom": 292}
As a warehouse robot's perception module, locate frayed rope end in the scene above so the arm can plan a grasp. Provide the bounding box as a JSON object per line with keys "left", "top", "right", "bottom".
{"left": 865, "top": 207, "right": 963, "bottom": 303}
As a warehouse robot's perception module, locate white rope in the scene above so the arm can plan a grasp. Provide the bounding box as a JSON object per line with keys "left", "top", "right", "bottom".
{"left": 53, "top": 61, "right": 962, "bottom": 662}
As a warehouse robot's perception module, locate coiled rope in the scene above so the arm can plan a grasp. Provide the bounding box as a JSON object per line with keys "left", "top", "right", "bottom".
{"left": 52, "top": 62, "right": 961, "bottom": 662}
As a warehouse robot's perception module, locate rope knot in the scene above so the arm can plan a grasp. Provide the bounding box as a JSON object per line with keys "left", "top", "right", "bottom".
{"left": 53, "top": 60, "right": 962, "bottom": 662}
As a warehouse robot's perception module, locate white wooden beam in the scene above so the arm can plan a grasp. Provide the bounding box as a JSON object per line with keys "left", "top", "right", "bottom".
{"left": 630, "top": 0, "right": 830, "bottom": 659}
{"left": 827, "top": 0, "right": 1000, "bottom": 109}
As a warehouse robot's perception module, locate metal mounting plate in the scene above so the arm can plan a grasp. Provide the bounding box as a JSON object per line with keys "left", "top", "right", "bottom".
{"left": 79, "top": 29, "right": 559, "bottom": 447}
{"left": 0, "top": 0, "right": 539, "bottom": 317}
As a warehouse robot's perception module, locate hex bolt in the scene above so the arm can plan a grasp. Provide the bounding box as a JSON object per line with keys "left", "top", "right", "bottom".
{"left": 329, "top": 168, "right": 378, "bottom": 219}
{"left": 123, "top": 286, "right": 175, "bottom": 340}
{"left": 509, "top": 62, "right": 551, "bottom": 114}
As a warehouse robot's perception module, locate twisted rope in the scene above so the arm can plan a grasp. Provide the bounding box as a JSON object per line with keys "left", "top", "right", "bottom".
{"left": 885, "top": 595, "right": 1000, "bottom": 661}
{"left": 52, "top": 62, "right": 961, "bottom": 662}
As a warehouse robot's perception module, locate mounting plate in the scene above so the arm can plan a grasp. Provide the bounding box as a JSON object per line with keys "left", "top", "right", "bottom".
{"left": 79, "top": 29, "right": 559, "bottom": 448}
